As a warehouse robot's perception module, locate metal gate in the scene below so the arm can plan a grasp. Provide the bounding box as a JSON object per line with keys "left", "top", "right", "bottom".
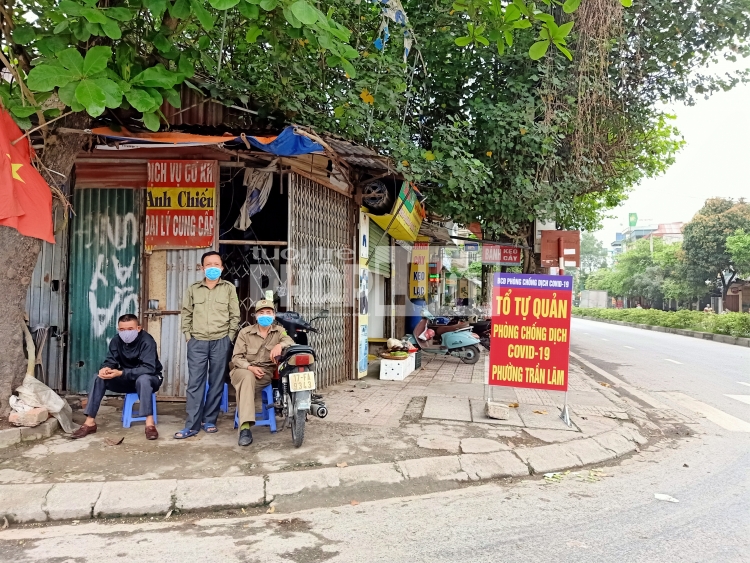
{"left": 289, "top": 174, "right": 355, "bottom": 388}
{"left": 68, "top": 189, "right": 141, "bottom": 393}
{"left": 160, "top": 249, "right": 206, "bottom": 397}
{"left": 26, "top": 201, "right": 69, "bottom": 391}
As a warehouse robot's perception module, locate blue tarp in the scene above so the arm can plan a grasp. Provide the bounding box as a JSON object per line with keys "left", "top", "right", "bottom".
{"left": 248, "top": 127, "right": 324, "bottom": 156}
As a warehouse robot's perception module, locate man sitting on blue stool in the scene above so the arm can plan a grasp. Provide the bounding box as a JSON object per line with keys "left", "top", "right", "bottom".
{"left": 71, "top": 314, "right": 163, "bottom": 441}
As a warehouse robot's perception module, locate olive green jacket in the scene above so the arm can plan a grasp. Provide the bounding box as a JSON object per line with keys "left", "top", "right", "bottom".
{"left": 230, "top": 323, "right": 295, "bottom": 375}
{"left": 181, "top": 279, "right": 240, "bottom": 342}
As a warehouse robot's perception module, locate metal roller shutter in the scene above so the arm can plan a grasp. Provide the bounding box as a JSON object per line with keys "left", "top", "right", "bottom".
{"left": 368, "top": 220, "right": 391, "bottom": 278}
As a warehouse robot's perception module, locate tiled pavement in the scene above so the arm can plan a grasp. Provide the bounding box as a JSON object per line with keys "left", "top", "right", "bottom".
{"left": 320, "top": 352, "right": 624, "bottom": 428}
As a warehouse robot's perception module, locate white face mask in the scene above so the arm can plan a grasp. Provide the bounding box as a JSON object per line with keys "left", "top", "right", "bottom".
{"left": 119, "top": 329, "right": 139, "bottom": 344}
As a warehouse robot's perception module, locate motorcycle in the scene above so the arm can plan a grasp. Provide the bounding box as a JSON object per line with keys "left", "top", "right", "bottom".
{"left": 470, "top": 319, "right": 491, "bottom": 350}
{"left": 274, "top": 309, "right": 330, "bottom": 448}
{"left": 406, "top": 310, "right": 482, "bottom": 364}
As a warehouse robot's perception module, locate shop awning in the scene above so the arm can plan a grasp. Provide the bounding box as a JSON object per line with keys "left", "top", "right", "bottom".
{"left": 91, "top": 126, "right": 324, "bottom": 156}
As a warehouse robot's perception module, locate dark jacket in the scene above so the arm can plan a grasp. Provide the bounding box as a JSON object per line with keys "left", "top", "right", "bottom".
{"left": 101, "top": 331, "right": 163, "bottom": 380}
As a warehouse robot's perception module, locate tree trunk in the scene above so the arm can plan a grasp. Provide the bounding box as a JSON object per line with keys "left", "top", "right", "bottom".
{"left": 0, "top": 114, "right": 90, "bottom": 418}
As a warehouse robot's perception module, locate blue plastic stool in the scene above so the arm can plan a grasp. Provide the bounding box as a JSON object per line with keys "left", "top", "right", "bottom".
{"left": 204, "top": 381, "right": 229, "bottom": 413}
{"left": 122, "top": 393, "right": 158, "bottom": 428}
{"left": 234, "top": 384, "right": 276, "bottom": 432}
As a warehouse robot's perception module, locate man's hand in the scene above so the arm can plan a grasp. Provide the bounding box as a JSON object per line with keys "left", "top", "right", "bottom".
{"left": 249, "top": 366, "right": 265, "bottom": 379}
{"left": 98, "top": 367, "right": 112, "bottom": 379}
{"left": 270, "top": 343, "right": 285, "bottom": 363}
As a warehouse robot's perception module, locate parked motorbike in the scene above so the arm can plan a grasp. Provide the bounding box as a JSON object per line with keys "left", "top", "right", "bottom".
{"left": 470, "top": 319, "right": 491, "bottom": 350}
{"left": 406, "top": 310, "right": 482, "bottom": 364}
{"left": 274, "top": 309, "right": 330, "bottom": 448}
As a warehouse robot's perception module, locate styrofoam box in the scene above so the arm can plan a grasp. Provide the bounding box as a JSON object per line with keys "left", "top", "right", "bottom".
{"left": 380, "top": 353, "right": 416, "bottom": 381}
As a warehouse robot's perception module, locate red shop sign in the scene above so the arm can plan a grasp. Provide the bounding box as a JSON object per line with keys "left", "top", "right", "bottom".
{"left": 482, "top": 244, "right": 522, "bottom": 266}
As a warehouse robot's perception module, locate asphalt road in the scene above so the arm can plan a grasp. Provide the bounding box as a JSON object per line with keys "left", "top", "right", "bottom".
{"left": 571, "top": 318, "right": 750, "bottom": 425}
{"left": 1, "top": 322, "right": 748, "bottom": 563}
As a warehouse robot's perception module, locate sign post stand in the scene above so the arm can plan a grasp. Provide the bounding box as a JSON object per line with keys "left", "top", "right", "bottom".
{"left": 487, "top": 273, "right": 574, "bottom": 423}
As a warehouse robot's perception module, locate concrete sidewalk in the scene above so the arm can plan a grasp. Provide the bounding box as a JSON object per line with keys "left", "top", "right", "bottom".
{"left": 0, "top": 354, "right": 661, "bottom": 523}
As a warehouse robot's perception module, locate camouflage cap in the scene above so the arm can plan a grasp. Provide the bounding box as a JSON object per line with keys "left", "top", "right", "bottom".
{"left": 254, "top": 299, "right": 276, "bottom": 312}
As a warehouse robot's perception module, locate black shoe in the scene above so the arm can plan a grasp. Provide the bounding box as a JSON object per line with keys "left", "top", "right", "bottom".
{"left": 238, "top": 428, "right": 253, "bottom": 446}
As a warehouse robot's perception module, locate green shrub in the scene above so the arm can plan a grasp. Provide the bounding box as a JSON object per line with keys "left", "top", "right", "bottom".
{"left": 572, "top": 308, "right": 750, "bottom": 338}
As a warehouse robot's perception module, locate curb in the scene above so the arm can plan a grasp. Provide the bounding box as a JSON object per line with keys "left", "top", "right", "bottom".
{"left": 0, "top": 418, "right": 59, "bottom": 449}
{"left": 573, "top": 315, "right": 750, "bottom": 348}
{"left": 0, "top": 427, "right": 645, "bottom": 524}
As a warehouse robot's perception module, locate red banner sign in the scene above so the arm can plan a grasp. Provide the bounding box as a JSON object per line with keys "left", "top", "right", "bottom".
{"left": 489, "top": 273, "right": 573, "bottom": 391}
{"left": 482, "top": 244, "right": 522, "bottom": 266}
{"left": 145, "top": 160, "right": 217, "bottom": 250}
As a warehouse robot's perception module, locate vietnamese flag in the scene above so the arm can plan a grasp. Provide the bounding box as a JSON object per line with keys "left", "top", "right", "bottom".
{"left": 0, "top": 109, "right": 55, "bottom": 243}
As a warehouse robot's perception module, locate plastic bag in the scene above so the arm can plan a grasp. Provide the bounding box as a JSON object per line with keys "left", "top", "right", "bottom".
{"left": 15, "top": 375, "right": 76, "bottom": 433}
{"left": 9, "top": 395, "right": 33, "bottom": 412}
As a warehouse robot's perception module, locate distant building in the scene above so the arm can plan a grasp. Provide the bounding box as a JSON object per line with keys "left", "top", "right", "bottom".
{"left": 643, "top": 222, "right": 684, "bottom": 244}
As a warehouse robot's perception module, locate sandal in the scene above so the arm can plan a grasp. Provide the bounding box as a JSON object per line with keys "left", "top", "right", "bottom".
{"left": 173, "top": 428, "right": 199, "bottom": 439}
{"left": 201, "top": 423, "right": 218, "bottom": 433}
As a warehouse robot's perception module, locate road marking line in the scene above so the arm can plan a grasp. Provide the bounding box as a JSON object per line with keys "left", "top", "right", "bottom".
{"left": 569, "top": 352, "right": 670, "bottom": 409}
{"left": 623, "top": 346, "right": 634, "bottom": 349}
{"left": 665, "top": 359, "right": 683, "bottom": 365}
{"left": 663, "top": 392, "right": 750, "bottom": 433}
{"left": 738, "top": 382, "right": 750, "bottom": 388}
{"left": 726, "top": 395, "right": 750, "bottom": 406}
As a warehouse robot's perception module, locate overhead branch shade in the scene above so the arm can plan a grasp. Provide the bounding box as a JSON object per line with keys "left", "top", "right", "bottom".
{"left": 368, "top": 220, "right": 391, "bottom": 278}
{"left": 0, "top": 110, "right": 54, "bottom": 243}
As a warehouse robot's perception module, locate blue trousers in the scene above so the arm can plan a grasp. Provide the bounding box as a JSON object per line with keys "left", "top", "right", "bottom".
{"left": 184, "top": 336, "right": 231, "bottom": 431}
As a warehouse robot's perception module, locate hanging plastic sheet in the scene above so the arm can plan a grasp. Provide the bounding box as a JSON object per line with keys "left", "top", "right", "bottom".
{"left": 234, "top": 159, "right": 278, "bottom": 231}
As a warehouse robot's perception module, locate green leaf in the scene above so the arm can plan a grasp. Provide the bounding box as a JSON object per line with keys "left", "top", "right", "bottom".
{"left": 455, "top": 36, "right": 472, "bottom": 47}
{"left": 529, "top": 39, "right": 550, "bottom": 60}
{"left": 290, "top": 1, "right": 318, "bottom": 25}
{"left": 178, "top": 55, "right": 195, "bottom": 78}
{"left": 283, "top": 6, "right": 301, "bottom": 27}
{"left": 71, "top": 20, "right": 91, "bottom": 42}
{"left": 504, "top": 30, "right": 514, "bottom": 47}
{"left": 210, "top": 0, "right": 240, "bottom": 9}
{"left": 340, "top": 44, "right": 358, "bottom": 59}
{"left": 83, "top": 46, "right": 112, "bottom": 76}
{"left": 11, "top": 115, "right": 32, "bottom": 130}
{"left": 620, "top": 0, "right": 632, "bottom": 6}
{"left": 153, "top": 33, "right": 172, "bottom": 53}
{"left": 57, "top": 80, "right": 83, "bottom": 110}
{"left": 75, "top": 79, "right": 107, "bottom": 117}
{"left": 513, "top": 19, "right": 532, "bottom": 29}
{"left": 556, "top": 21, "right": 574, "bottom": 39}
{"left": 556, "top": 44, "right": 573, "bottom": 60}
{"left": 107, "top": 7, "right": 133, "bottom": 21}
{"left": 84, "top": 21, "right": 102, "bottom": 37}
{"left": 504, "top": 4, "right": 521, "bottom": 22}
{"left": 496, "top": 40, "right": 505, "bottom": 55}
{"left": 13, "top": 26, "right": 37, "bottom": 44}
{"left": 333, "top": 106, "right": 344, "bottom": 118}
{"left": 339, "top": 56, "right": 356, "bottom": 78}
{"left": 142, "top": 111, "right": 161, "bottom": 131}
{"left": 259, "top": 0, "right": 277, "bottom": 11}
{"left": 475, "top": 35, "right": 489, "bottom": 46}
{"left": 144, "top": 0, "right": 168, "bottom": 16}
{"left": 169, "top": 0, "right": 191, "bottom": 18}
{"left": 164, "top": 88, "right": 181, "bottom": 108}
{"left": 189, "top": 0, "right": 215, "bottom": 30}
{"left": 58, "top": 1, "right": 84, "bottom": 16}
{"left": 44, "top": 108, "right": 62, "bottom": 119}
{"left": 246, "top": 25, "right": 263, "bottom": 42}
{"left": 534, "top": 13, "right": 554, "bottom": 24}
{"left": 131, "top": 64, "right": 182, "bottom": 88}
{"left": 198, "top": 35, "right": 211, "bottom": 49}
{"left": 81, "top": 7, "right": 108, "bottom": 23}
{"left": 562, "top": 0, "right": 581, "bottom": 13}
{"left": 125, "top": 88, "right": 158, "bottom": 112}
{"left": 10, "top": 105, "right": 39, "bottom": 118}
{"left": 53, "top": 20, "right": 70, "bottom": 34}
{"left": 239, "top": 0, "right": 260, "bottom": 19}
{"left": 58, "top": 48, "right": 85, "bottom": 75}
{"left": 92, "top": 77, "right": 123, "bottom": 108}
{"left": 27, "top": 63, "right": 77, "bottom": 91}
{"left": 100, "top": 17, "right": 122, "bottom": 39}
{"left": 145, "top": 87, "right": 164, "bottom": 107}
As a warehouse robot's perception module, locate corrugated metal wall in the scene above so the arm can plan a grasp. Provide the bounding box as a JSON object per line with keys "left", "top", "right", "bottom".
{"left": 160, "top": 248, "right": 206, "bottom": 397}
{"left": 26, "top": 202, "right": 69, "bottom": 391}
{"left": 368, "top": 220, "right": 391, "bottom": 278}
{"left": 68, "top": 189, "right": 142, "bottom": 393}
{"left": 289, "top": 174, "right": 355, "bottom": 388}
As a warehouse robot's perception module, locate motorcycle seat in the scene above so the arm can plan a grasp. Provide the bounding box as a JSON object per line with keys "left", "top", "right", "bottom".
{"left": 430, "top": 322, "right": 470, "bottom": 337}
{"left": 279, "top": 345, "right": 316, "bottom": 362}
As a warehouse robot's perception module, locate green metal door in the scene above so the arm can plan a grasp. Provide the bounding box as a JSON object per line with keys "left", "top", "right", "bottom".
{"left": 368, "top": 220, "right": 391, "bottom": 278}
{"left": 68, "top": 189, "right": 141, "bottom": 393}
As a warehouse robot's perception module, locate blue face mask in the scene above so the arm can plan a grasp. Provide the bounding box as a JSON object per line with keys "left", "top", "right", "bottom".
{"left": 205, "top": 266, "right": 222, "bottom": 281}
{"left": 257, "top": 315, "right": 274, "bottom": 327}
